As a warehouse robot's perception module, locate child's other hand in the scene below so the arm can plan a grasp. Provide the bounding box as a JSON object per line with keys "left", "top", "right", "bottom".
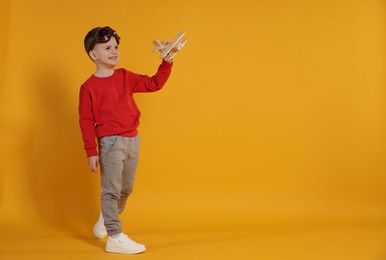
{"left": 87, "top": 156, "right": 99, "bottom": 173}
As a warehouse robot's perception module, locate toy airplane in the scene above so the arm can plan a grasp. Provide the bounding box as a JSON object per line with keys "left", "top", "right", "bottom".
{"left": 153, "top": 31, "right": 187, "bottom": 62}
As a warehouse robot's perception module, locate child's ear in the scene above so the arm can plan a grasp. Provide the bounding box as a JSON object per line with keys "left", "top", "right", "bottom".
{"left": 89, "top": 50, "right": 97, "bottom": 60}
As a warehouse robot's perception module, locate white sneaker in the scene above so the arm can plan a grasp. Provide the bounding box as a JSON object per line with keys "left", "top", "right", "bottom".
{"left": 106, "top": 233, "right": 146, "bottom": 254}
{"left": 93, "top": 212, "right": 107, "bottom": 239}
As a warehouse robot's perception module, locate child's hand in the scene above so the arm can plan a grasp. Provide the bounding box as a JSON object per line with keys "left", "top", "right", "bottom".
{"left": 87, "top": 156, "right": 99, "bottom": 173}
{"left": 163, "top": 58, "right": 173, "bottom": 64}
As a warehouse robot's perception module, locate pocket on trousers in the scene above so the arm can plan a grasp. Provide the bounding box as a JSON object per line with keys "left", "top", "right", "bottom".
{"left": 98, "top": 135, "right": 118, "bottom": 154}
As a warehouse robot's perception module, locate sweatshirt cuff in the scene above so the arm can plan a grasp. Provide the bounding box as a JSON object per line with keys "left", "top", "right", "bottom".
{"left": 86, "top": 148, "right": 98, "bottom": 157}
{"left": 161, "top": 59, "right": 173, "bottom": 67}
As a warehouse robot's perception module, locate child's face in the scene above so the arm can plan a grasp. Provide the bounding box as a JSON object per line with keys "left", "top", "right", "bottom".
{"left": 90, "top": 37, "right": 120, "bottom": 67}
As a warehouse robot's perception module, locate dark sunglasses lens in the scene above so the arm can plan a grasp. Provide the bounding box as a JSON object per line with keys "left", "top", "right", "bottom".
{"left": 97, "top": 28, "right": 110, "bottom": 38}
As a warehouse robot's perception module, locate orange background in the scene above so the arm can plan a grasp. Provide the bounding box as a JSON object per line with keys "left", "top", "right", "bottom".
{"left": 0, "top": 0, "right": 385, "bottom": 259}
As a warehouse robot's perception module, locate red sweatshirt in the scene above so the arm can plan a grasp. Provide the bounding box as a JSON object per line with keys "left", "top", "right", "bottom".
{"left": 79, "top": 61, "right": 173, "bottom": 157}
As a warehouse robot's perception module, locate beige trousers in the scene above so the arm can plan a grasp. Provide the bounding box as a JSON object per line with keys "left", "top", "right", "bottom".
{"left": 98, "top": 134, "right": 140, "bottom": 236}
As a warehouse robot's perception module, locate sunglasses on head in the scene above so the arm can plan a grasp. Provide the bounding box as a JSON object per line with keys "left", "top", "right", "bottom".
{"left": 94, "top": 26, "right": 119, "bottom": 43}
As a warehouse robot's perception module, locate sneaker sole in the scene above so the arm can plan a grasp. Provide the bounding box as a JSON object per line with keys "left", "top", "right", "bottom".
{"left": 105, "top": 244, "right": 146, "bottom": 254}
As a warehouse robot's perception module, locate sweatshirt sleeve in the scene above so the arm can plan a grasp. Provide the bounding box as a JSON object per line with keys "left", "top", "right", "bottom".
{"left": 129, "top": 60, "right": 173, "bottom": 93}
{"left": 78, "top": 85, "right": 98, "bottom": 157}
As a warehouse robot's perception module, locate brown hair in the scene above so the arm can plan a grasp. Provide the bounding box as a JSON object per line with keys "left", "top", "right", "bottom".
{"left": 84, "top": 26, "right": 121, "bottom": 57}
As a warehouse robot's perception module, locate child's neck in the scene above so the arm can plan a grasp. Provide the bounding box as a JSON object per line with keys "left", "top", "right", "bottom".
{"left": 94, "top": 67, "right": 115, "bottom": 78}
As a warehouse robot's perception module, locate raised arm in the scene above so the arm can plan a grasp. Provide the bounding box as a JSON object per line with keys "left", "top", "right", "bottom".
{"left": 129, "top": 60, "right": 173, "bottom": 93}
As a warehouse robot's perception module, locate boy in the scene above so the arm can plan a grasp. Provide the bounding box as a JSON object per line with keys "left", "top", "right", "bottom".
{"left": 78, "top": 26, "right": 173, "bottom": 254}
